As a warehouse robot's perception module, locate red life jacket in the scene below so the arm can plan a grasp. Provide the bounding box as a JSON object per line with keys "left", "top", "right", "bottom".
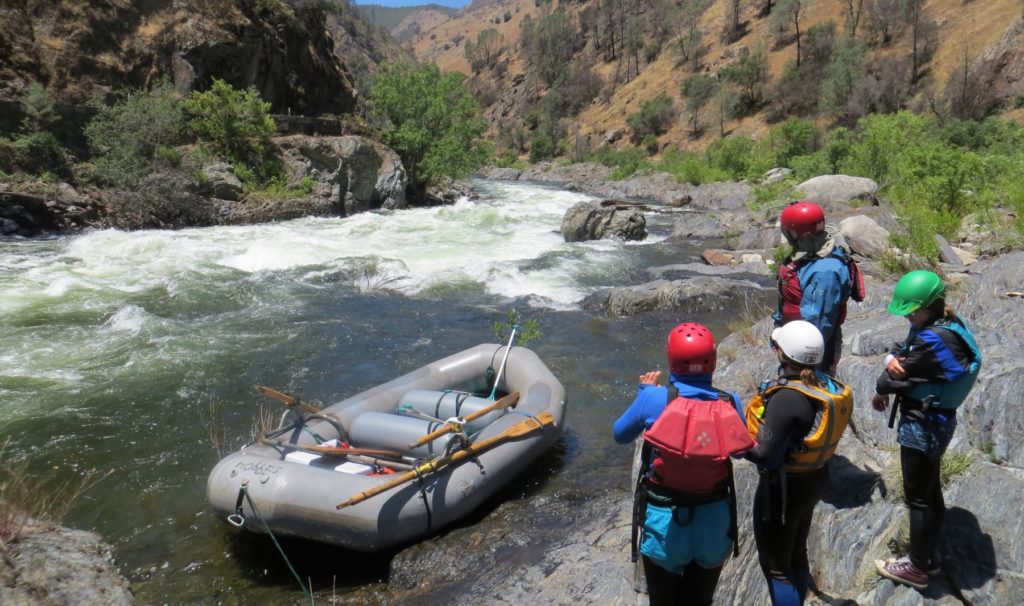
{"left": 643, "top": 387, "right": 754, "bottom": 494}
{"left": 777, "top": 252, "right": 865, "bottom": 325}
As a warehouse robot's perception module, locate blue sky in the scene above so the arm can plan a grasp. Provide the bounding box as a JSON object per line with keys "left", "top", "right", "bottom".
{"left": 352, "top": 0, "right": 469, "bottom": 8}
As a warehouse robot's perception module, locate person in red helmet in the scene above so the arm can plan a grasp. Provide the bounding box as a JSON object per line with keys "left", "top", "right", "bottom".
{"left": 774, "top": 201, "right": 864, "bottom": 374}
{"left": 614, "top": 323, "right": 754, "bottom": 606}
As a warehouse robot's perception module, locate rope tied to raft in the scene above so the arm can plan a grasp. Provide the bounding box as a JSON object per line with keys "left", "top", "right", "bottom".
{"left": 229, "top": 482, "right": 314, "bottom": 605}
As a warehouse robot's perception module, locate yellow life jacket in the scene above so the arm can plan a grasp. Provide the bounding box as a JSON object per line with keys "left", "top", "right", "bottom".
{"left": 745, "top": 376, "right": 853, "bottom": 473}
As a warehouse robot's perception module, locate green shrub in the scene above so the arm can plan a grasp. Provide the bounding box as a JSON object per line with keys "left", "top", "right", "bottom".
{"left": 705, "top": 135, "right": 770, "bottom": 180}
{"left": 626, "top": 93, "right": 676, "bottom": 144}
{"left": 85, "top": 81, "right": 186, "bottom": 186}
{"left": 368, "top": 62, "right": 488, "bottom": 187}
{"left": 763, "top": 118, "right": 819, "bottom": 168}
{"left": 655, "top": 147, "right": 730, "bottom": 185}
{"left": 13, "top": 132, "right": 68, "bottom": 177}
{"left": 642, "top": 134, "right": 660, "bottom": 156}
{"left": 185, "top": 79, "right": 275, "bottom": 168}
{"left": 529, "top": 132, "right": 556, "bottom": 163}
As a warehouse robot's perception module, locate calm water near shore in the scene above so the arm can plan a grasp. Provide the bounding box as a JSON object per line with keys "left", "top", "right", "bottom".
{"left": 0, "top": 178, "right": 751, "bottom": 603}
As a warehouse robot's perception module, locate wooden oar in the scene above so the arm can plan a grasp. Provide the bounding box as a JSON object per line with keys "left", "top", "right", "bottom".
{"left": 337, "top": 411, "right": 555, "bottom": 510}
{"left": 407, "top": 391, "right": 521, "bottom": 449}
{"left": 255, "top": 385, "right": 322, "bottom": 414}
{"left": 261, "top": 438, "right": 403, "bottom": 460}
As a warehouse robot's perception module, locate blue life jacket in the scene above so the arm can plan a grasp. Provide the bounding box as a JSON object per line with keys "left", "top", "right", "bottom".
{"left": 906, "top": 318, "right": 982, "bottom": 409}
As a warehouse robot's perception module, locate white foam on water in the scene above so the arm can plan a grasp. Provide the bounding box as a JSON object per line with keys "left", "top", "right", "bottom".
{"left": 102, "top": 304, "right": 151, "bottom": 334}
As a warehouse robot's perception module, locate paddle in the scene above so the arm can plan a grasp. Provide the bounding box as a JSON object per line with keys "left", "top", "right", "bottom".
{"left": 256, "top": 385, "right": 321, "bottom": 415}
{"left": 407, "top": 391, "right": 521, "bottom": 449}
{"left": 336, "top": 410, "right": 555, "bottom": 510}
{"left": 487, "top": 324, "right": 518, "bottom": 401}
{"left": 261, "top": 438, "right": 403, "bottom": 460}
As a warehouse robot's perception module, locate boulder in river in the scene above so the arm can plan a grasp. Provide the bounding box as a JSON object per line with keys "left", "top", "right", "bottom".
{"left": 560, "top": 201, "right": 647, "bottom": 242}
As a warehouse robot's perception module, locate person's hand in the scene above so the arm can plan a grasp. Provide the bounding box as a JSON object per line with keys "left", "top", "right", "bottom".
{"left": 871, "top": 393, "right": 889, "bottom": 412}
{"left": 886, "top": 356, "right": 908, "bottom": 379}
{"left": 639, "top": 370, "right": 662, "bottom": 386}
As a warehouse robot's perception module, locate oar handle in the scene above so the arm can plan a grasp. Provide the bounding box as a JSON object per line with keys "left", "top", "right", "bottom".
{"left": 407, "top": 391, "right": 520, "bottom": 449}
{"left": 256, "top": 385, "right": 320, "bottom": 414}
{"left": 337, "top": 411, "right": 554, "bottom": 510}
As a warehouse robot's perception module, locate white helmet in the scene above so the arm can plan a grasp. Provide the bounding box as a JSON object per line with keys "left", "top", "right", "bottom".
{"left": 771, "top": 320, "right": 824, "bottom": 366}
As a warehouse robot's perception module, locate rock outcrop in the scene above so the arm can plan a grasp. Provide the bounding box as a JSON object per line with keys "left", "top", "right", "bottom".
{"left": 0, "top": 1, "right": 356, "bottom": 117}
{"left": 0, "top": 524, "right": 133, "bottom": 606}
{"left": 277, "top": 134, "right": 408, "bottom": 216}
{"left": 560, "top": 201, "right": 647, "bottom": 242}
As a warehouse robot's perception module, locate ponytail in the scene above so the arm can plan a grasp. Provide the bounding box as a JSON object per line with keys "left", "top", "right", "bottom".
{"left": 799, "top": 367, "right": 824, "bottom": 388}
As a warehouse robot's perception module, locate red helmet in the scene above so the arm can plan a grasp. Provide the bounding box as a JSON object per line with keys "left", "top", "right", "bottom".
{"left": 780, "top": 201, "right": 825, "bottom": 241}
{"left": 666, "top": 323, "right": 716, "bottom": 375}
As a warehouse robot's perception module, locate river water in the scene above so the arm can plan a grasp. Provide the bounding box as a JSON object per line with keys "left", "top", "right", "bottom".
{"left": 0, "top": 179, "right": 745, "bottom": 604}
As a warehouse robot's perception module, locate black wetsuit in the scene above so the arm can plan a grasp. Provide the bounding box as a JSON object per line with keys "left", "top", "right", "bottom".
{"left": 747, "top": 384, "right": 826, "bottom": 605}
{"left": 875, "top": 317, "right": 976, "bottom": 571}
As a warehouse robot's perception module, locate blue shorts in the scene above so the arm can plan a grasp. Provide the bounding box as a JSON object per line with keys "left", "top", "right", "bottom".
{"left": 897, "top": 411, "right": 957, "bottom": 458}
{"left": 640, "top": 498, "right": 732, "bottom": 573}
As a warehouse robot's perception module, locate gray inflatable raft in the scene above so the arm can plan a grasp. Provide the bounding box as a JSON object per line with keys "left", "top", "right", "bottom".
{"left": 206, "top": 344, "right": 566, "bottom": 552}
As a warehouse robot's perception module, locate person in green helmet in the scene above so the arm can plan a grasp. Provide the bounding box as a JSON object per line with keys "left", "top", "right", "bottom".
{"left": 870, "top": 270, "right": 982, "bottom": 590}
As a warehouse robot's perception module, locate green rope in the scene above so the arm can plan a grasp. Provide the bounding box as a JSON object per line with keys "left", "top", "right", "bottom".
{"left": 239, "top": 486, "right": 315, "bottom": 605}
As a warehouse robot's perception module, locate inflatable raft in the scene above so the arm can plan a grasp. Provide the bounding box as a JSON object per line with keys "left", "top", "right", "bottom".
{"left": 207, "top": 343, "right": 566, "bottom": 552}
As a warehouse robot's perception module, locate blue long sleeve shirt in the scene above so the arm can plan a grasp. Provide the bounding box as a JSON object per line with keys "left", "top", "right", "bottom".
{"left": 612, "top": 373, "right": 742, "bottom": 444}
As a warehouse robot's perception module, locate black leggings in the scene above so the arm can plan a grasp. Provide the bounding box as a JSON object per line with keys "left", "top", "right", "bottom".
{"left": 642, "top": 556, "right": 723, "bottom": 606}
{"left": 901, "top": 446, "right": 945, "bottom": 568}
{"left": 752, "top": 466, "right": 828, "bottom": 597}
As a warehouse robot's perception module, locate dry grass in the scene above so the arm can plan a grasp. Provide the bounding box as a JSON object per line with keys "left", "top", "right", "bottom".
{"left": 199, "top": 399, "right": 228, "bottom": 460}
{"left": 0, "top": 440, "right": 112, "bottom": 549}
{"left": 725, "top": 297, "right": 773, "bottom": 347}
{"left": 249, "top": 405, "right": 280, "bottom": 444}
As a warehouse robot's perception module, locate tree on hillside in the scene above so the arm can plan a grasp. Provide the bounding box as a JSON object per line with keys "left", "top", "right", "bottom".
{"left": 723, "top": 0, "right": 744, "bottom": 43}
{"left": 944, "top": 44, "right": 999, "bottom": 120}
{"left": 465, "top": 28, "right": 504, "bottom": 74}
{"left": 519, "top": 9, "right": 577, "bottom": 86}
{"left": 624, "top": 16, "right": 645, "bottom": 81}
{"left": 368, "top": 62, "right": 487, "bottom": 188}
{"left": 844, "top": 55, "right": 911, "bottom": 119}
{"left": 820, "top": 35, "right": 867, "bottom": 119}
{"left": 681, "top": 74, "right": 719, "bottom": 135}
{"left": 712, "top": 83, "right": 740, "bottom": 137}
{"left": 863, "top": 0, "right": 905, "bottom": 46}
{"left": 675, "top": 0, "right": 711, "bottom": 71}
{"left": 770, "top": 20, "right": 835, "bottom": 117}
{"left": 904, "top": 0, "right": 936, "bottom": 83}
{"left": 771, "top": 0, "right": 812, "bottom": 67}
{"left": 842, "top": 0, "right": 865, "bottom": 38}
{"left": 722, "top": 45, "right": 770, "bottom": 113}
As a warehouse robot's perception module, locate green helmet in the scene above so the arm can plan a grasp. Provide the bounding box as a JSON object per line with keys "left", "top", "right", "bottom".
{"left": 888, "top": 270, "right": 945, "bottom": 316}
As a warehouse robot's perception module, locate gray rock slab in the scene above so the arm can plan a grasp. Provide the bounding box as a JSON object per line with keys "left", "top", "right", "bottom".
{"left": 582, "top": 276, "right": 770, "bottom": 316}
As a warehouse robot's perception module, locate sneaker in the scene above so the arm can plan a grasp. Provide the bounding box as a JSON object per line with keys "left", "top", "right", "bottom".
{"left": 875, "top": 555, "right": 929, "bottom": 589}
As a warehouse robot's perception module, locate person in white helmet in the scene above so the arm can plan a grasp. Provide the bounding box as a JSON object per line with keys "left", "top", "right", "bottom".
{"left": 744, "top": 320, "right": 854, "bottom": 606}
